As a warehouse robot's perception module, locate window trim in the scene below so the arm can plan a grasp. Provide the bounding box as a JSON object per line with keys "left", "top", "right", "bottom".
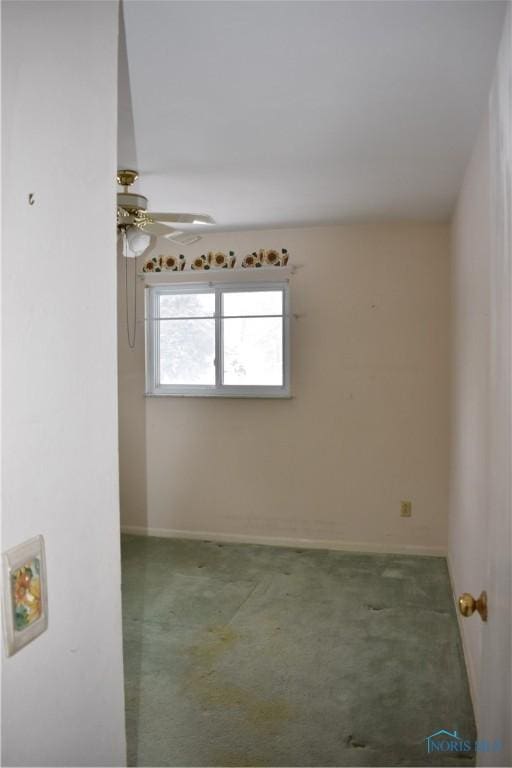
{"left": 145, "top": 281, "right": 291, "bottom": 398}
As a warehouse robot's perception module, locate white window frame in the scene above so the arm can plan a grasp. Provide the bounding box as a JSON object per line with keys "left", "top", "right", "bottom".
{"left": 145, "top": 281, "right": 290, "bottom": 398}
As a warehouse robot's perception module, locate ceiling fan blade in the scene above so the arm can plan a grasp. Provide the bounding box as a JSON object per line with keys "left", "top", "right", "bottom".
{"left": 167, "top": 233, "right": 202, "bottom": 246}
{"left": 146, "top": 212, "right": 215, "bottom": 225}
{"left": 135, "top": 220, "right": 177, "bottom": 237}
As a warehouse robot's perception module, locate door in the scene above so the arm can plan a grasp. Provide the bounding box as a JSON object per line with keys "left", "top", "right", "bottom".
{"left": 479, "top": 10, "right": 512, "bottom": 766}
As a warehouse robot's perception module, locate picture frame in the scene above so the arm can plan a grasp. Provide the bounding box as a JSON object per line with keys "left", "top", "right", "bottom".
{"left": 2, "top": 535, "right": 48, "bottom": 657}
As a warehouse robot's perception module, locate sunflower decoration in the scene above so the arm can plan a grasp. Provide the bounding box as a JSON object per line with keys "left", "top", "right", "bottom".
{"left": 207, "top": 251, "right": 236, "bottom": 269}
{"left": 242, "top": 249, "right": 289, "bottom": 267}
{"left": 162, "top": 254, "right": 185, "bottom": 271}
{"left": 262, "top": 248, "right": 289, "bottom": 266}
{"left": 242, "top": 251, "right": 263, "bottom": 268}
{"left": 262, "top": 249, "right": 280, "bottom": 266}
{"left": 191, "top": 255, "right": 210, "bottom": 270}
{"left": 142, "top": 256, "right": 162, "bottom": 273}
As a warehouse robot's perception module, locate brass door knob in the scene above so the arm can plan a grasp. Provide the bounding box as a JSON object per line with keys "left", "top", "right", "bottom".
{"left": 458, "top": 591, "right": 487, "bottom": 621}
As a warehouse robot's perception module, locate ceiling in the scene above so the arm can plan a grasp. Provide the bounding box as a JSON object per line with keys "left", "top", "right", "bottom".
{"left": 120, "top": 0, "right": 506, "bottom": 231}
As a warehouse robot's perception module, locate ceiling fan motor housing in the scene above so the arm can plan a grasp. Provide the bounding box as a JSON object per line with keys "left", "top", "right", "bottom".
{"left": 117, "top": 192, "right": 148, "bottom": 214}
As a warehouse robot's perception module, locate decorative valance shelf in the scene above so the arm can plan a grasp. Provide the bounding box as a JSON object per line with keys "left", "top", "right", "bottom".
{"left": 137, "top": 265, "right": 297, "bottom": 285}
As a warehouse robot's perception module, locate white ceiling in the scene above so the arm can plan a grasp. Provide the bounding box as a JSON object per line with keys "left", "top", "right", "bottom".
{"left": 120, "top": 0, "right": 506, "bottom": 230}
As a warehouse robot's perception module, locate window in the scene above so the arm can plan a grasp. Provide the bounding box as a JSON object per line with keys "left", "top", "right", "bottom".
{"left": 146, "top": 282, "right": 290, "bottom": 397}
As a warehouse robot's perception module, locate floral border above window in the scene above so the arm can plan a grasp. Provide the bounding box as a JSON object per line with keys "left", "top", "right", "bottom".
{"left": 142, "top": 248, "right": 289, "bottom": 273}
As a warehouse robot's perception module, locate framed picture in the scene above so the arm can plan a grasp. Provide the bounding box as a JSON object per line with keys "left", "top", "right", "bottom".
{"left": 2, "top": 535, "right": 48, "bottom": 657}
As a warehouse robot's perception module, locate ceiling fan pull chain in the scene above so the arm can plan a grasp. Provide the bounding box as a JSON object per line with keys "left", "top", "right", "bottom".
{"left": 124, "top": 230, "right": 137, "bottom": 349}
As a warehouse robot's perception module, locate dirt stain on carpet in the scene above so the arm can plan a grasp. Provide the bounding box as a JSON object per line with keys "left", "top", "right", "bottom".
{"left": 185, "top": 623, "right": 292, "bottom": 733}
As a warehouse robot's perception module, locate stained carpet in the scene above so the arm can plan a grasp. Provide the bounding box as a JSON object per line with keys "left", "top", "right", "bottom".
{"left": 122, "top": 534, "right": 475, "bottom": 767}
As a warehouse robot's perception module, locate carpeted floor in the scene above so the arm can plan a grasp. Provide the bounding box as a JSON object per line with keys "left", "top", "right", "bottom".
{"left": 122, "top": 534, "right": 475, "bottom": 767}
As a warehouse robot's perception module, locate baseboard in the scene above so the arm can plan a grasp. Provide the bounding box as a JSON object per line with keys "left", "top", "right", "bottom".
{"left": 121, "top": 525, "right": 447, "bottom": 557}
{"left": 446, "top": 554, "right": 480, "bottom": 734}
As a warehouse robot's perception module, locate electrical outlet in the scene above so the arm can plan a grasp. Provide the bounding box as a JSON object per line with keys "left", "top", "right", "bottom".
{"left": 400, "top": 500, "right": 412, "bottom": 517}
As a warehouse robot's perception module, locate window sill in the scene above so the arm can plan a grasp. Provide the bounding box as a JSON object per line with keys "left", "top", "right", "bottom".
{"left": 145, "top": 391, "right": 293, "bottom": 400}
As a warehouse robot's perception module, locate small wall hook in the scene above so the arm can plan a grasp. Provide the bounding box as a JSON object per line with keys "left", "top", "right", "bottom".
{"left": 28, "top": 193, "right": 35, "bottom": 206}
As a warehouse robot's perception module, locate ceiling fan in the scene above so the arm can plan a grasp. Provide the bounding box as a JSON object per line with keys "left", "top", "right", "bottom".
{"left": 116, "top": 169, "right": 215, "bottom": 249}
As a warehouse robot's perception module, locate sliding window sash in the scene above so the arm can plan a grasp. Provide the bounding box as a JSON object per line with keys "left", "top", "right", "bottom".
{"left": 146, "top": 281, "right": 290, "bottom": 398}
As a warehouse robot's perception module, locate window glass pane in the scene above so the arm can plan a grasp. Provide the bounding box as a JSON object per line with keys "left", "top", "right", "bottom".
{"left": 223, "top": 317, "right": 283, "bottom": 386}
{"left": 159, "top": 319, "right": 215, "bottom": 385}
{"left": 223, "top": 291, "right": 283, "bottom": 317}
{"left": 159, "top": 292, "right": 215, "bottom": 318}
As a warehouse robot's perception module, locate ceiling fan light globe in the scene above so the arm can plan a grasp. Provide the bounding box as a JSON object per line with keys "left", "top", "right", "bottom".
{"left": 126, "top": 227, "right": 151, "bottom": 256}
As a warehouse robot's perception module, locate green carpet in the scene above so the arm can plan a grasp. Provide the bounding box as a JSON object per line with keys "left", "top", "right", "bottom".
{"left": 122, "top": 535, "right": 475, "bottom": 767}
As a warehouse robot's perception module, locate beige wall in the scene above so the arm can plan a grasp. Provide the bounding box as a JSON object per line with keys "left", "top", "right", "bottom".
{"left": 118, "top": 243, "right": 148, "bottom": 537}
{"left": 449, "top": 116, "right": 491, "bottom": 722}
{"left": 119, "top": 223, "right": 449, "bottom": 554}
